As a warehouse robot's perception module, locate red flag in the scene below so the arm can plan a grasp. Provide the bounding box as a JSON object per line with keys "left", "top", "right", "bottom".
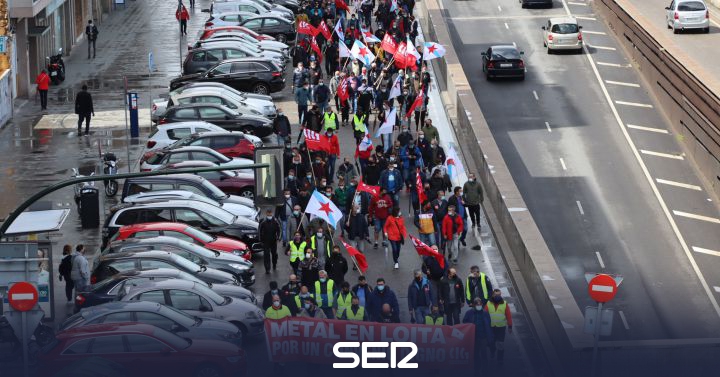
{"left": 340, "top": 237, "right": 368, "bottom": 273}
{"left": 394, "top": 42, "right": 408, "bottom": 69}
{"left": 410, "top": 235, "right": 445, "bottom": 269}
{"left": 337, "top": 78, "right": 350, "bottom": 102}
{"left": 335, "top": 0, "right": 350, "bottom": 12}
{"left": 381, "top": 33, "right": 397, "bottom": 55}
{"left": 416, "top": 170, "right": 427, "bottom": 204}
{"left": 304, "top": 129, "right": 332, "bottom": 152}
{"left": 310, "top": 37, "right": 323, "bottom": 63}
{"left": 405, "top": 89, "right": 424, "bottom": 118}
{"left": 318, "top": 20, "right": 332, "bottom": 40}
{"left": 297, "top": 20, "right": 317, "bottom": 36}
{"left": 357, "top": 180, "right": 381, "bottom": 198}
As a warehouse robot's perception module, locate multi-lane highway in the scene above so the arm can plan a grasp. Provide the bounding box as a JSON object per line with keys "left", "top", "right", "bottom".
{"left": 441, "top": 0, "right": 720, "bottom": 342}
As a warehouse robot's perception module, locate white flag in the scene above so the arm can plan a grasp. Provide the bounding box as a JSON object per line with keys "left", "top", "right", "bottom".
{"left": 339, "top": 42, "right": 351, "bottom": 58}
{"left": 375, "top": 107, "right": 396, "bottom": 137}
{"left": 350, "top": 40, "right": 376, "bottom": 66}
{"left": 306, "top": 190, "right": 343, "bottom": 228}
{"left": 388, "top": 75, "right": 403, "bottom": 100}
{"left": 445, "top": 145, "right": 465, "bottom": 182}
{"left": 407, "top": 37, "right": 421, "bottom": 60}
{"left": 334, "top": 19, "right": 344, "bottom": 41}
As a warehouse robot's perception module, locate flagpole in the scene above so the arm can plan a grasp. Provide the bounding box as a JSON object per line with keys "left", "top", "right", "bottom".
{"left": 373, "top": 56, "right": 395, "bottom": 89}
{"left": 306, "top": 147, "right": 317, "bottom": 187}
{"left": 340, "top": 237, "right": 363, "bottom": 274}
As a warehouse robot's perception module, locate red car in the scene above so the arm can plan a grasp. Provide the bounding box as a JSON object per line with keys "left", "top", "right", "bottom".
{"left": 160, "top": 160, "right": 256, "bottom": 198}
{"left": 201, "top": 25, "right": 275, "bottom": 41}
{"left": 170, "top": 132, "right": 258, "bottom": 159}
{"left": 39, "top": 323, "right": 246, "bottom": 377}
{"left": 110, "top": 222, "right": 251, "bottom": 260}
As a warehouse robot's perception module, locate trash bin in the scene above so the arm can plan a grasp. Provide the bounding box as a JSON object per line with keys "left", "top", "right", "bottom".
{"left": 79, "top": 187, "right": 100, "bottom": 228}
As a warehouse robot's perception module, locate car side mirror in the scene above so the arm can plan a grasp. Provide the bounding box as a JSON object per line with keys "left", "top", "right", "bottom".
{"left": 225, "top": 114, "right": 232, "bottom": 120}
{"left": 520, "top": 51, "right": 525, "bottom": 55}
{"left": 207, "top": 71, "right": 215, "bottom": 78}
{"left": 480, "top": 52, "right": 487, "bottom": 56}
{"left": 579, "top": 26, "right": 583, "bottom": 29}
{"left": 541, "top": 26, "right": 546, "bottom": 30}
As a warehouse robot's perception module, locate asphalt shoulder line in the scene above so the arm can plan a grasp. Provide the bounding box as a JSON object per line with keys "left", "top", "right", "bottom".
{"left": 655, "top": 178, "right": 702, "bottom": 191}
{"left": 673, "top": 210, "right": 720, "bottom": 224}
{"left": 692, "top": 246, "right": 720, "bottom": 257}
{"left": 640, "top": 149, "right": 684, "bottom": 159}
{"left": 627, "top": 124, "right": 669, "bottom": 134}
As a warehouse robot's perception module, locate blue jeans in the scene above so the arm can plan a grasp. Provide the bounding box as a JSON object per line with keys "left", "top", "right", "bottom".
{"left": 390, "top": 240, "right": 402, "bottom": 263}
{"left": 318, "top": 100, "right": 328, "bottom": 114}
{"left": 281, "top": 219, "right": 288, "bottom": 243}
{"left": 327, "top": 155, "right": 337, "bottom": 183}
{"left": 419, "top": 233, "right": 435, "bottom": 247}
{"left": 276, "top": 134, "right": 287, "bottom": 146}
{"left": 413, "top": 306, "right": 430, "bottom": 324}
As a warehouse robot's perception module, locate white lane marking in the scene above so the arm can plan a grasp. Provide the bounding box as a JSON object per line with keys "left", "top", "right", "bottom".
{"left": 589, "top": 45, "right": 617, "bottom": 51}
{"left": 559, "top": 158, "right": 567, "bottom": 170}
{"left": 640, "top": 149, "right": 684, "bottom": 160}
{"left": 596, "top": 61, "right": 631, "bottom": 68}
{"left": 619, "top": 311, "right": 630, "bottom": 330}
{"left": 605, "top": 80, "right": 640, "bottom": 88}
{"left": 576, "top": 200, "right": 585, "bottom": 215}
{"left": 692, "top": 246, "right": 720, "bottom": 257}
{"left": 11, "top": 293, "right": 34, "bottom": 300}
{"left": 559, "top": 0, "right": 720, "bottom": 319}
{"left": 673, "top": 211, "right": 720, "bottom": 224}
{"left": 568, "top": 1, "right": 588, "bottom": 6}
{"left": 533, "top": 90, "right": 539, "bottom": 100}
{"left": 615, "top": 100, "right": 653, "bottom": 108}
{"left": 591, "top": 284, "right": 614, "bottom": 293}
{"left": 576, "top": 16, "right": 597, "bottom": 21}
{"left": 595, "top": 252, "right": 605, "bottom": 269}
{"left": 451, "top": 15, "right": 569, "bottom": 21}
{"left": 582, "top": 30, "right": 607, "bottom": 35}
{"left": 498, "top": 5, "right": 502, "bottom": 12}
{"left": 505, "top": 22, "right": 509, "bottom": 29}
{"left": 545, "top": 121, "right": 552, "bottom": 132}
{"left": 627, "top": 124, "right": 669, "bottom": 134}
{"left": 656, "top": 178, "right": 702, "bottom": 191}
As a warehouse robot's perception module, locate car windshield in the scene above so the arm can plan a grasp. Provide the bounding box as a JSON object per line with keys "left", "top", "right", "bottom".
{"left": 169, "top": 253, "right": 203, "bottom": 272}
{"left": 169, "top": 135, "right": 194, "bottom": 149}
{"left": 157, "top": 305, "right": 196, "bottom": 326}
{"left": 491, "top": 47, "right": 521, "bottom": 60}
{"left": 202, "top": 179, "right": 230, "bottom": 199}
{"left": 91, "top": 276, "right": 121, "bottom": 292}
{"left": 152, "top": 327, "right": 191, "bottom": 349}
{"left": 184, "top": 226, "right": 216, "bottom": 242}
{"left": 551, "top": 23, "right": 579, "bottom": 34}
{"left": 185, "top": 242, "right": 217, "bottom": 258}
{"left": 678, "top": 1, "right": 706, "bottom": 11}
{"left": 194, "top": 284, "right": 226, "bottom": 305}
{"left": 194, "top": 202, "right": 235, "bottom": 224}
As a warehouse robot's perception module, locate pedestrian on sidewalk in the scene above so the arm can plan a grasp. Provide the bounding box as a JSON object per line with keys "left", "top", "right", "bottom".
{"left": 58, "top": 245, "right": 74, "bottom": 302}
{"left": 384, "top": 207, "right": 407, "bottom": 270}
{"left": 273, "top": 109, "right": 291, "bottom": 146}
{"left": 259, "top": 209, "right": 281, "bottom": 274}
{"left": 439, "top": 267, "right": 464, "bottom": 326}
{"left": 486, "top": 289, "right": 513, "bottom": 365}
{"left": 74, "top": 85, "right": 94, "bottom": 136}
{"left": 463, "top": 173, "right": 484, "bottom": 229}
{"left": 442, "top": 204, "right": 463, "bottom": 263}
{"left": 176, "top": 4, "right": 190, "bottom": 36}
{"left": 464, "top": 297, "right": 494, "bottom": 374}
{"left": 70, "top": 244, "right": 90, "bottom": 292}
{"left": 36, "top": 70, "right": 50, "bottom": 110}
{"left": 466, "top": 265, "right": 493, "bottom": 307}
{"left": 85, "top": 20, "right": 99, "bottom": 59}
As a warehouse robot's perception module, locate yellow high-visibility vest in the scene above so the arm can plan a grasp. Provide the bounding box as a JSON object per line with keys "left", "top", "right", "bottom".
{"left": 310, "top": 236, "right": 332, "bottom": 258}
{"left": 336, "top": 292, "right": 353, "bottom": 317}
{"left": 265, "top": 305, "right": 291, "bottom": 319}
{"left": 424, "top": 315, "right": 444, "bottom": 325}
{"left": 487, "top": 302, "right": 508, "bottom": 327}
{"left": 345, "top": 306, "right": 365, "bottom": 321}
{"left": 289, "top": 241, "right": 306, "bottom": 262}
{"left": 353, "top": 114, "right": 367, "bottom": 133}
{"left": 314, "top": 280, "right": 335, "bottom": 307}
{"left": 466, "top": 273, "right": 488, "bottom": 302}
{"left": 323, "top": 112, "right": 337, "bottom": 130}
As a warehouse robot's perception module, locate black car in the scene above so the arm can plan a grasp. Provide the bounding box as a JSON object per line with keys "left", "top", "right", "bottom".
{"left": 90, "top": 250, "right": 251, "bottom": 286}
{"left": 239, "top": 16, "right": 296, "bottom": 43}
{"left": 520, "top": 0, "right": 553, "bottom": 8}
{"left": 158, "top": 103, "right": 274, "bottom": 137}
{"left": 269, "top": 0, "right": 299, "bottom": 13}
{"left": 170, "top": 58, "right": 285, "bottom": 95}
{"left": 481, "top": 45, "right": 526, "bottom": 80}
{"left": 59, "top": 301, "right": 244, "bottom": 346}
{"left": 75, "top": 268, "right": 256, "bottom": 312}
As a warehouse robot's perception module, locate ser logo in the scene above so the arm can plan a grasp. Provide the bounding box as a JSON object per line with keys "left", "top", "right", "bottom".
{"left": 333, "top": 342, "right": 418, "bottom": 369}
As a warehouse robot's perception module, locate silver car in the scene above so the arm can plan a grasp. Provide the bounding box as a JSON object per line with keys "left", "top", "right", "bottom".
{"left": 666, "top": 0, "right": 710, "bottom": 33}
{"left": 542, "top": 18, "right": 583, "bottom": 53}
{"left": 120, "top": 279, "right": 265, "bottom": 337}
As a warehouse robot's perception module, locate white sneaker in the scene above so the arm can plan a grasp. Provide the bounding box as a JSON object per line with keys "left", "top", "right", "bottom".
{"left": 394, "top": 263, "right": 399, "bottom": 269}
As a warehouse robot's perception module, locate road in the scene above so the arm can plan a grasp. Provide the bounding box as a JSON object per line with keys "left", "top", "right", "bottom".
{"left": 441, "top": 0, "right": 720, "bottom": 345}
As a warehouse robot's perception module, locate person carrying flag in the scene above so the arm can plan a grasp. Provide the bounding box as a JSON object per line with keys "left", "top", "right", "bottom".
{"left": 415, "top": 200, "right": 436, "bottom": 247}
{"left": 345, "top": 204, "right": 369, "bottom": 259}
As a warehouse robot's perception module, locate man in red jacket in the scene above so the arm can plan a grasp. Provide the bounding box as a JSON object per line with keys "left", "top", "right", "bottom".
{"left": 176, "top": 4, "right": 190, "bottom": 36}
{"left": 326, "top": 129, "right": 340, "bottom": 183}
{"left": 36, "top": 70, "right": 50, "bottom": 110}
{"left": 442, "top": 205, "right": 464, "bottom": 263}
{"left": 369, "top": 188, "right": 393, "bottom": 249}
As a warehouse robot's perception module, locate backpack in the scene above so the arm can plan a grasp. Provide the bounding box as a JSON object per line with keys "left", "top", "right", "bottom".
{"left": 58, "top": 255, "right": 72, "bottom": 277}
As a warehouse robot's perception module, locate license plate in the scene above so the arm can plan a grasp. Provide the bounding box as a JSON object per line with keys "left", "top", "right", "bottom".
{"left": 50, "top": 71, "right": 57, "bottom": 76}
{"left": 500, "top": 63, "right": 513, "bottom": 68}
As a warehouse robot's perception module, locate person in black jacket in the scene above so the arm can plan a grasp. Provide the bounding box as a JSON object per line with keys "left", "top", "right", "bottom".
{"left": 273, "top": 110, "right": 291, "bottom": 146}
{"left": 276, "top": 189, "right": 299, "bottom": 246}
{"left": 258, "top": 209, "right": 281, "bottom": 274}
{"left": 345, "top": 204, "right": 369, "bottom": 261}
{"left": 439, "top": 268, "right": 464, "bottom": 325}
{"left": 325, "top": 246, "right": 349, "bottom": 285}
{"left": 58, "top": 244, "right": 74, "bottom": 302}
{"left": 74, "top": 85, "right": 94, "bottom": 136}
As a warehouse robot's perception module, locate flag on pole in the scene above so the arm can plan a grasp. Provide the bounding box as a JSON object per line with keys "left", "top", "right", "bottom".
{"left": 410, "top": 235, "right": 446, "bottom": 269}
{"left": 423, "top": 42, "right": 446, "bottom": 60}
{"left": 334, "top": 19, "right": 345, "bottom": 41}
{"left": 340, "top": 237, "right": 368, "bottom": 273}
{"left": 388, "top": 75, "right": 403, "bottom": 100}
{"left": 405, "top": 89, "right": 424, "bottom": 118}
{"left": 416, "top": 170, "right": 427, "bottom": 204}
{"left": 297, "top": 20, "right": 317, "bottom": 36}
{"left": 394, "top": 42, "right": 408, "bottom": 69}
{"left": 381, "top": 33, "right": 398, "bottom": 55}
{"left": 350, "top": 40, "right": 376, "bottom": 66}
{"left": 361, "top": 27, "right": 381, "bottom": 43}
{"left": 357, "top": 180, "right": 381, "bottom": 198}
{"left": 337, "top": 77, "right": 350, "bottom": 102}
{"left": 446, "top": 145, "right": 465, "bottom": 182}
{"left": 390, "top": 0, "right": 398, "bottom": 13}
{"left": 335, "top": 0, "right": 350, "bottom": 12}
{"left": 339, "top": 42, "right": 351, "bottom": 58}
{"left": 375, "top": 107, "right": 396, "bottom": 137}
{"left": 318, "top": 20, "right": 332, "bottom": 40}
{"left": 304, "top": 129, "right": 332, "bottom": 152}
{"left": 310, "top": 37, "right": 323, "bottom": 62}
{"left": 306, "top": 190, "right": 344, "bottom": 228}
{"left": 357, "top": 135, "right": 373, "bottom": 153}
{"left": 407, "top": 38, "right": 421, "bottom": 60}
{"left": 406, "top": 38, "right": 419, "bottom": 71}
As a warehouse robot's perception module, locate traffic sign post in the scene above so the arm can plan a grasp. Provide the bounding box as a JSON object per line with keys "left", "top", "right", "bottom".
{"left": 7, "top": 282, "right": 39, "bottom": 377}
{"left": 586, "top": 273, "right": 622, "bottom": 377}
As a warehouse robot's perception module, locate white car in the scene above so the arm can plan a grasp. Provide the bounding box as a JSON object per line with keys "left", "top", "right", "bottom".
{"left": 206, "top": 11, "right": 260, "bottom": 28}
{"left": 542, "top": 18, "right": 583, "bottom": 53}
{"left": 153, "top": 84, "right": 277, "bottom": 122}
{"left": 123, "top": 190, "right": 258, "bottom": 220}
{"left": 204, "top": 31, "right": 289, "bottom": 53}
{"left": 139, "top": 146, "right": 254, "bottom": 172}
{"left": 666, "top": 0, "right": 710, "bottom": 33}
{"left": 193, "top": 35, "right": 288, "bottom": 59}
{"left": 144, "top": 122, "right": 226, "bottom": 151}
{"left": 212, "top": 0, "right": 293, "bottom": 20}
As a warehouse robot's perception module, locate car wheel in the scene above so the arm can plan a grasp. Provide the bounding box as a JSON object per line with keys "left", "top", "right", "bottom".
{"left": 194, "top": 364, "right": 223, "bottom": 377}
{"left": 253, "top": 83, "right": 270, "bottom": 95}
{"left": 485, "top": 74, "right": 491, "bottom": 81}
{"left": 277, "top": 34, "right": 288, "bottom": 43}
{"left": 673, "top": 27, "right": 680, "bottom": 34}
{"left": 547, "top": 47, "right": 552, "bottom": 54}
{"left": 704, "top": 27, "right": 710, "bottom": 34}
{"left": 231, "top": 321, "right": 248, "bottom": 337}
{"left": 239, "top": 188, "right": 255, "bottom": 199}
{"left": 519, "top": 74, "right": 526, "bottom": 81}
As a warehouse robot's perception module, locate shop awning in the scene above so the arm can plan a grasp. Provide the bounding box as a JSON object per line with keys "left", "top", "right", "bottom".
{"left": 27, "top": 25, "right": 50, "bottom": 37}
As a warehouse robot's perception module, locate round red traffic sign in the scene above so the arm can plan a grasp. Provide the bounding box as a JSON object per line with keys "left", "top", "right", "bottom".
{"left": 7, "top": 282, "right": 39, "bottom": 312}
{"left": 588, "top": 274, "right": 617, "bottom": 303}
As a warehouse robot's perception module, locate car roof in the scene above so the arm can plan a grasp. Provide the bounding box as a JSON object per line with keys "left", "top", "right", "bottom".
{"left": 124, "top": 278, "right": 198, "bottom": 292}
{"left": 165, "top": 145, "right": 225, "bottom": 153}
{"left": 58, "top": 323, "right": 160, "bottom": 339}
{"left": 243, "top": 15, "right": 288, "bottom": 21}
{"left": 124, "top": 190, "right": 202, "bottom": 201}
{"left": 217, "top": 57, "right": 275, "bottom": 64}
{"left": 214, "top": 11, "right": 257, "bottom": 16}
{"left": 120, "top": 222, "right": 191, "bottom": 233}
{"left": 490, "top": 45, "right": 519, "bottom": 50}
{"left": 194, "top": 41, "right": 256, "bottom": 49}
{"left": 78, "top": 301, "right": 165, "bottom": 317}
{"left": 549, "top": 17, "right": 578, "bottom": 25}
{"left": 125, "top": 173, "right": 205, "bottom": 183}
{"left": 110, "top": 235, "right": 194, "bottom": 249}
{"left": 99, "top": 249, "right": 176, "bottom": 261}
{"left": 164, "top": 160, "right": 218, "bottom": 169}
{"left": 115, "top": 268, "right": 185, "bottom": 279}
{"left": 170, "top": 103, "right": 228, "bottom": 111}
{"left": 157, "top": 122, "right": 219, "bottom": 131}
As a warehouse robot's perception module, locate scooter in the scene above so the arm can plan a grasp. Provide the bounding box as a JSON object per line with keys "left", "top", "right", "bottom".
{"left": 46, "top": 48, "right": 65, "bottom": 85}
{"left": 102, "top": 152, "right": 119, "bottom": 197}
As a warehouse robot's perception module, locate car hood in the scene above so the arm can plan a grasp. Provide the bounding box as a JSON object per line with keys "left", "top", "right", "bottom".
{"left": 232, "top": 215, "right": 259, "bottom": 229}
{"left": 219, "top": 202, "right": 256, "bottom": 218}
{"left": 209, "top": 284, "right": 255, "bottom": 302}
{"left": 240, "top": 93, "right": 272, "bottom": 101}
{"left": 171, "top": 73, "right": 204, "bottom": 86}
{"left": 195, "top": 267, "right": 237, "bottom": 284}
{"left": 210, "top": 251, "right": 252, "bottom": 266}
{"left": 193, "top": 316, "right": 239, "bottom": 333}
{"left": 207, "top": 236, "right": 248, "bottom": 252}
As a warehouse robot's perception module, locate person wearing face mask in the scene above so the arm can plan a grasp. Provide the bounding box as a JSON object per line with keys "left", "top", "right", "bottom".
{"left": 485, "top": 289, "right": 513, "bottom": 364}
{"left": 259, "top": 209, "right": 281, "bottom": 274}
{"left": 397, "top": 125, "right": 414, "bottom": 147}
{"left": 428, "top": 140, "right": 446, "bottom": 170}
{"left": 312, "top": 157, "right": 327, "bottom": 184}
{"left": 466, "top": 265, "right": 493, "bottom": 307}
{"left": 265, "top": 294, "right": 292, "bottom": 320}
{"left": 262, "top": 281, "right": 287, "bottom": 311}
{"left": 422, "top": 118, "right": 440, "bottom": 144}
{"left": 414, "top": 91, "right": 428, "bottom": 132}
{"left": 400, "top": 140, "right": 423, "bottom": 189}
{"left": 295, "top": 81, "right": 311, "bottom": 126}
{"left": 442, "top": 205, "right": 464, "bottom": 263}
{"left": 352, "top": 275, "right": 373, "bottom": 308}
{"left": 284, "top": 169, "right": 300, "bottom": 197}
{"left": 424, "top": 305, "right": 444, "bottom": 325}
{"left": 325, "top": 246, "right": 349, "bottom": 285}
{"left": 369, "top": 278, "right": 400, "bottom": 322}
{"left": 333, "top": 178, "right": 350, "bottom": 218}
{"left": 345, "top": 204, "right": 369, "bottom": 258}
{"left": 463, "top": 173, "right": 484, "bottom": 230}
{"left": 415, "top": 201, "right": 436, "bottom": 247}
{"left": 298, "top": 298, "right": 327, "bottom": 319}
{"left": 363, "top": 156, "right": 381, "bottom": 186}
{"left": 335, "top": 281, "right": 354, "bottom": 319}
{"left": 314, "top": 270, "right": 337, "bottom": 318}
{"left": 463, "top": 297, "right": 494, "bottom": 373}
{"left": 447, "top": 186, "right": 468, "bottom": 248}
{"left": 408, "top": 269, "right": 435, "bottom": 324}
{"left": 300, "top": 171, "right": 316, "bottom": 193}
{"left": 282, "top": 274, "right": 301, "bottom": 304}
{"left": 286, "top": 232, "right": 307, "bottom": 275}
{"left": 369, "top": 188, "right": 393, "bottom": 249}
{"left": 276, "top": 189, "right": 299, "bottom": 247}
{"left": 336, "top": 158, "right": 358, "bottom": 187}
{"left": 440, "top": 268, "right": 465, "bottom": 326}
{"left": 383, "top": 207, "right": 407, "bottom": 269}
{"left": 273, "top": 109, "right": 291, "bottom": 146}
{"left": 353, "top": 111, "right": 368, "bottom": 145}
{"left": 379, "top": 163, "right": 403, "bottom": 206}
{"left": 309, "top": 227, "right": 334, "bottom": 265}
{"left": 340, "top": 296, "right": 369, "bottom": 321}
{"left": 417, "top": 131, "right": 431, "bottom": 168}
{"left": 299, "top": 248, "right": 320, "bottom": 288}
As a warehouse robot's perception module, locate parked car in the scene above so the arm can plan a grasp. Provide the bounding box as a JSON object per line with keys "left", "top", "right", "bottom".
{"left": 161, "top": 131, "right": 260, "bottom": 159}
{"left": 74, "top": 268, "right": 256, "bottom": 312}
{"left": 542, "top": 17, "right": 583, "bottom": 53}
{"left": 90, "top": 250, "right": 250, "bottom": 286}
{"left": 191, "top": 37, "right": 287, "bottom": 61}
{"left": 59, "top": 301, "right": 244, "bottom": 345}
{"left": 666, "top": 0, "right": 710, "bottom": 33}
{"left": 183, "top": 42, "right": 284, "bottom": 75}
{"left": 157, "top": 103, "right": 274, "bottom": 137}
{"left": 214, "top": 0, "right": 300, "bottom": 14}
{"left": 205, "top": 10, "right": 258, "bottom": 28}
{"left": 239, "top": 15, "right": 296, "bottom": 43}
{"left": 121, "top": 174, "right": 257, "bottom": 209}
{"left": 200, "top": 25, "right": 276, "bottom": 41}
{"left": 481, "top": 45, "right": 526, "bottom": 80}
{"left": 210, "top": 0, "right": 292, "bottom": 21}
{"left": 39, "top": 323, "right": 247, "bottom": 377}
{"left": 520, "top": 0, "right": 553, "bottom": 8}
{"left": 102, "top": 200, "right": 260, "bottom": 251}
{"left": 109, "top": 222, "right": 252, "bottom": 258}
{"left": 170, "top": 58, "right": 285, "bottom": 95}
{"left": 139, "top": 145, "right": 254, "bottom": 172}
{"left": 200, "top": 31, "right": 289, "bottom": 52}
{"left": 159, "top": 161, "right": 256, "bottom": 198}
{"left": 122, "top": 192, "right": 258, "bottom": 227}
{"left": 143, "top": 122, "right": 225, "bottom": 150}
{"left": 169, "top": 82, "right": 276, "bottom": 117}
{"left": 155, "top": 91, "right": 270, "bottom": 128}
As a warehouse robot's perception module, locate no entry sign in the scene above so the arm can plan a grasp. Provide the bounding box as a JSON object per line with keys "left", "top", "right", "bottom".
{"left": 588, "top": 274, "right": 617, "bottom": 303}
{"left": 8, "top": 282, "right": 39, "bottom": 312}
